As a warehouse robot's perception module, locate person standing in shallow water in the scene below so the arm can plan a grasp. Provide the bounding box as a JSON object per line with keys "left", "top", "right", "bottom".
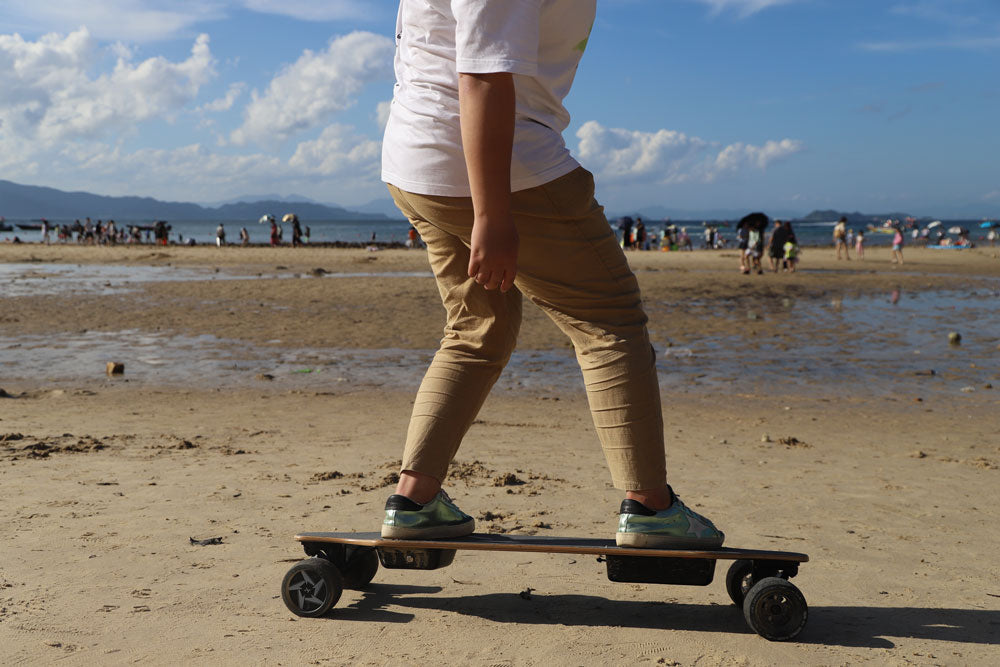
{"left": 377, "top": 1, "right": 723, "bottom": 549}
{"left": 833, "top": 216, "right": 851, "bottom": 260}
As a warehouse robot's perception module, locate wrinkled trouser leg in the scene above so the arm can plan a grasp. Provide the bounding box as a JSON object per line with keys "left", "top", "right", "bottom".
{"left": 388, "top": 167, "right": 665, "bottom": 490}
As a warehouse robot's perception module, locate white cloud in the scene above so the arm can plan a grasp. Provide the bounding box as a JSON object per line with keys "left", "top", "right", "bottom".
{"left": 575, "top": 120, "right": 803, "bottom": 185}
{"left": 199, "top": 82, "right": 247, "bottom": 113}
{"left": 713, "top": 139, "right": 804, "bottom": 172}
{"left": 984, "top": 190, "right": 1000, "bottom": 201}
{"left": 238, "top": 0, "right": 368, "bottom": 22}
{"left": 1, "top": 1, "right": 225, "bottom": 43}
{"left": 0, "top": 29, "right": 215, "bottom": 144}
{"left": 694, "top": 0, "right": 801, "bottom": 18}
{"left": 375, "top": 100, "right": 392, "bottom": 131}
{"left": 1, "top": 1, "right": 376, "bottom": 43}
{"left": 288, "top": 124, "right": 382, "bottom": 177}
{"left": 230, "top": 31, "right": 394, "bottom": 146}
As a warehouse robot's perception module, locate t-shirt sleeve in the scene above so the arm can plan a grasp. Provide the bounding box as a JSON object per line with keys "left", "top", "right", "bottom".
{"left": 451, "top": 0, "right": 542, "bottom": 76}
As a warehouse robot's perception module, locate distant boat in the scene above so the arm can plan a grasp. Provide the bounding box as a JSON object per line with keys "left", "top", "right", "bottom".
{"left": 0, "top": 223, "right": 12, "bottom": 232}
{"left": 16, "top": 223, "right": 42, "bottom": 231}
{"left": 865, "top": 224, "right": 894, "bottom": 234}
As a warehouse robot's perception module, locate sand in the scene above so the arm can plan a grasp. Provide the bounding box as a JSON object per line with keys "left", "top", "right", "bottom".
{"left": 1, "top": 242, "right": 999, "bottom": 665}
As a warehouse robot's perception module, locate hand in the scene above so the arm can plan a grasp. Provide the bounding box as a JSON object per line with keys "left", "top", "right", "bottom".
{"left": 468, "top": 216, "right": 518, "bottom": 292}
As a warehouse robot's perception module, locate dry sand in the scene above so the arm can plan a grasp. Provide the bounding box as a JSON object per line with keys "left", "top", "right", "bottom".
{"left": 2, "top": 243, "right": 999, "bottom": 665}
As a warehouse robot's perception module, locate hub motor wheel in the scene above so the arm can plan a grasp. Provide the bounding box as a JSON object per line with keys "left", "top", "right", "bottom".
{"left": 281, "top": 558, "right": 343, "bottom": 617}
{"left": 725, "top": 559, "right": 755, "bottom": 607}
{"left": 743, "top": 577, "right": 808, "bottom": 641}
{"left": 342, "top": 547, "right": 380, "bottom": 589}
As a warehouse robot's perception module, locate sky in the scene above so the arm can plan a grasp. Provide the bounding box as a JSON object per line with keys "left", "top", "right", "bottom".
{"left": 0, "top": 0, "right": 998, "bottom": 218}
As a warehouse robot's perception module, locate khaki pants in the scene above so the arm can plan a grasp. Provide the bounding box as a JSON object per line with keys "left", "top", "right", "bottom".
{"left": 387, "top": 167, "right": 666, "bottom": 490}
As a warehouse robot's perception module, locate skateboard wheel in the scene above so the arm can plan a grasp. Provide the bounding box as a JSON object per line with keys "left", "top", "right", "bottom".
{"left": 342, "top": 547, "right": 380, "bottom": 589}
{"left": 281, "top": 557, "right": 344, "bottom": 617}
{"left": 725, "top": 559, "right": 755, "bottom": 607}
{"left": 743, "top": 577, "right": 808, "bottom": 641}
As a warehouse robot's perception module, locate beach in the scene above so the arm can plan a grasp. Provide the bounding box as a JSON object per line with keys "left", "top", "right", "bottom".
{"left": 2, "top": 243, "right": 999, "bottom": 665}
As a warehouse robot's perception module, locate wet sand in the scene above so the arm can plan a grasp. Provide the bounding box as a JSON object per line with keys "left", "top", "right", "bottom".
{"left": 2, "top": 243, "right": 999, "bottom": 665}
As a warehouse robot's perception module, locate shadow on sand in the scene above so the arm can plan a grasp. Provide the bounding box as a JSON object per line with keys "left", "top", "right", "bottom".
{"left": 331, "top": 585, "right": 1000, "bottom": 648}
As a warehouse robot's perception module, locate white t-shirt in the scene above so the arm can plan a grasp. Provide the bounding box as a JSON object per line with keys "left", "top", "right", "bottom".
{"left": 381, "top": 0, "right": 595, "bottom": 197}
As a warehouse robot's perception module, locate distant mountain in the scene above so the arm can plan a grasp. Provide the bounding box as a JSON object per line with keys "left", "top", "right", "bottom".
{"left": 208, "top": 193, "right": 319, "bottom": 207}
{"left": 608, "top": 204, "right": 804, "bottom": 222}
{"left": 351, "top": 198, "right": 404, "bottom": 218}
{"left": 0, "top": 180, "right": 389, "bottom": 221}
{"left": 796, "top": 209, "right": 934, "bottom": 224}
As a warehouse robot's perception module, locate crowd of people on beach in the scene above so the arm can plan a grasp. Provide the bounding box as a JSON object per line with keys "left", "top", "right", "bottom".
{"left": 617, "top": 216, "right": 694, "bottom": 251}
{"left": 616, "top": 212, "right": 802, "bottom": 275}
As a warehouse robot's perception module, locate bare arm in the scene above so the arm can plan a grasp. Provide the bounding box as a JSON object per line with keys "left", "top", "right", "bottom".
{"left": 459, "top": 72, "right": 518, "bottom": 292}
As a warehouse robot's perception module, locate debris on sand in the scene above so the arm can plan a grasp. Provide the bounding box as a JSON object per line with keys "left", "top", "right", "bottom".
{"left": 778, "top": 436, "right": 810, "bottom": 449}
{"left": 493, "top": 473, "right": 526, "bottom": 487}
{"left": 189, "top": 536, "right": 224, "bottom": 546}
{"left": 311, "top": 471, "right": 344, "bottom": 482}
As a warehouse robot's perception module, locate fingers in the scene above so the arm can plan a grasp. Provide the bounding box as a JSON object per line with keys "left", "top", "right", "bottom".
{"left": 467, "top": 262, "right": 516, "bottom": 292}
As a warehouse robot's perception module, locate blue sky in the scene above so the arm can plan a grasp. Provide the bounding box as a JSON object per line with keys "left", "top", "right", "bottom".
{"left": 0, "top": 0, "right": 997, "bottom": 218}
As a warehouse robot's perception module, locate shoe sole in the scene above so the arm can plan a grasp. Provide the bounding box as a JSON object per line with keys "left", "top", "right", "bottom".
{"left": 615, "top": 531, "right": 725, "bottom": 549}
{"left": 381, "top": 518, "right": 475, "bottom": 540}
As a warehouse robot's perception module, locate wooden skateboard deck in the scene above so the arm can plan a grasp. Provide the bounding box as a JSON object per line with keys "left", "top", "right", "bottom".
{"left": 282, "top": 531, "right": 810, "bottom": 640}
{"left": 294, "top": 531, "right": 809, "bottom": 562}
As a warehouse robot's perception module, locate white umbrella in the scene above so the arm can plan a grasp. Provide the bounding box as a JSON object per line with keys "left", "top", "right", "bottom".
{"left": 259, "top": 214, "right": 274, "bottom": 224}
{"left": 926, "top": 220, "right": 942, "bottom": 228}
{"left": 282, "top": 213, "right": 296, "bottom": 223}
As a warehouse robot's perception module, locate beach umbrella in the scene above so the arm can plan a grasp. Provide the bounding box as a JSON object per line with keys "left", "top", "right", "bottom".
{"left": 979, "top": 221, "right": 997, "bottom": 228}
{"left": 947, "top": 226, "right": 962, "bottom": 235}
{"left": 738, "top": 212, "right": 769, "bottom": 231}
{"left": 259, "top": 214, "right": 275, "bottom": 224}
{"left": 926, "top": 220, "right": 942, "bottom": 229}
{"left": 282, "top": 213, "right": 296, "bottom": 223}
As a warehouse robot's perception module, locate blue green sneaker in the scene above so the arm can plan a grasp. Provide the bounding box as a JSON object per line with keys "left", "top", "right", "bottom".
{"left": 616, "top": 491, "right": 724, "bottom": 548}
{"left": 381, "top": 490, "right": 475, "bottom": 539}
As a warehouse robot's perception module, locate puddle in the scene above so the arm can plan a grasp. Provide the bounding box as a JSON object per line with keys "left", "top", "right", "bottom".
{"left": 1, "top": 288, "right": 996, "bottom": 399}
{"left": 0, "top": 263, "right": 431, "bottom": 297}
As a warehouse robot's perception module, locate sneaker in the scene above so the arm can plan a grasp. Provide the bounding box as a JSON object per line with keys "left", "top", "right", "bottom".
{"left": 381, "top": 490, "right": 475, "bottom": 539}
{"left": 616, "top": 491, "right": 724, "bottom": 548}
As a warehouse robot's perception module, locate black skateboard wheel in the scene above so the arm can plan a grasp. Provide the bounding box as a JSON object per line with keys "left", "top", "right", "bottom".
{"left": 742, "top": 577, "right": 808, "bottom": 641}
{"left": 725, "top": 559, "right": 755, "bottom": 607}
{"left": 342, "top": 548, "right": 380, "bottom": 589}
{"left": 281, "top": 558, "right": 344, "bottom": 617}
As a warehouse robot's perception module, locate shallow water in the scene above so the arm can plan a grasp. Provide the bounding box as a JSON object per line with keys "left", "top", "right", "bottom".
{"left": 1, "top": 287, "right": 996, "bottom": 399}
{"left": 0, "top": 262, "right": 431, "bottom": 297}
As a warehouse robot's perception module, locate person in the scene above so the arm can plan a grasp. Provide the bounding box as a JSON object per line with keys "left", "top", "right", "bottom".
{"left": 304, "top": 226, "right": 311, "bottom": 244}
{"left": 736, "top": 219, "right": 749, "bottom": 273}
{"left": 406, "top": 225, "right": 419, "bottom": 249}
{"left": 239, "top": 226, "right": 250, "bottom": 246}
{"left": 677, "top": 226, "right": 692, "bottom": 251}
{"left": 40, "top": 218, "right": 50, "bottom": 245}
{"left": 619, "top": 216, "right": 633, "bottom": 249}
{"left": 378, "top": 1, "right": 722, "bottom": 548}
{"left": 987, "top": 228, "right": 997, "bottom": 247}
{"left": 767, "top": 219, "right": 788, "bottom": 273}
{"left": 891, "top": 224, "right": 904, "bottom": 265}
{"left": 746, "top": 222, "right": 764, "bottom": 275}
{"left": 292, "top": 216, "right": 303, "bottom": 247}
{"left": 855, "top": 228, "right": 865, "bottom": 259}
{"left": 833, "top": 216, "right": 850, "bottom": 260}
{"left": 270, "top": 219, "right": 280, "bottom": 246}
{"left": 635, "top": 217, "right": 647, "bottom": 251}
{"left": 782, "top": 221, "right": 799, "bottom": 272}
{"left": 216, "top": 223, "right": 226, "bottom": 247}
